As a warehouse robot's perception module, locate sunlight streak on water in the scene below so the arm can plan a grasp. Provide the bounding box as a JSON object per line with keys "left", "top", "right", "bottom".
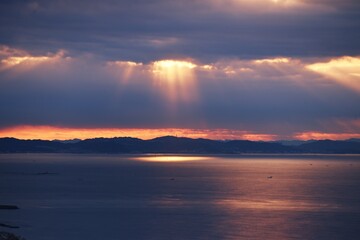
{"left": 133, "top": 155, "right": 213, "bottom": 162}
{"left": 215, "top": 199, "right": 340, "bottom": 211}
{"left": 1, "top": 154, "right": 360, "bottom": 240}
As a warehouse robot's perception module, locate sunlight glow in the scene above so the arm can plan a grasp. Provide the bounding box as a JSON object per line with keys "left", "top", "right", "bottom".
{"left": 152, "top": 60, "right": 197, "bottom": 102}
{"left": 0, "top": 125, "right": 279, "bottom": 141}
{"left": 2, "top": 56, "right": 50, "bottom": 66}
{"left": 0, "top": 50, "right": 69, "bottom": 71}
{"left": 216, "top": 198, "right": 339, "bottom": 211}
{"left": 201, "top": 65, "right": 214, "bottom": 70}
{"left": 307, "top": 56, "right": 360, "bottom": 93}
{"left": 254, "top": 57, "right": 290, "bottom": 64}
{"left": 209, "top": 0, "right": 314, "bottom": 14}
{"left": 134, "top": 156, "right": 211, "bottom": 162}
{"left": 1, "top": 125, "right": 358, "bottom": 141}
{"left": 224, "top": 0, "right": 300, "bottom": 7}
{"left": 107, "top": 60, "right": 143, "bottom": 83}
{"left": 153, "top": 60, "right": 196, "bottom": 70}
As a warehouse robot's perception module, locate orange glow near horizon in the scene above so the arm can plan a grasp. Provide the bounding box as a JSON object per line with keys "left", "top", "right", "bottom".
{"left": 151, "top": 60, "right": 197, "bottom": 102}
{"left": 294, "top": 132, "right": 360, "bottom": 141}
{"left": 0, "top": 125, "right": 277, "bottom": 141}
{"left": 0, "top": 125, "right": 358, "bottom": 141}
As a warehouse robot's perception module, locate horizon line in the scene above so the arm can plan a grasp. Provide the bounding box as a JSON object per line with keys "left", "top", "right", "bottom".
{"left": 0, "top": 125, "right": 359, "bottom": 142}
{"left": 1, "top": 135, "right": 358, "bottom": 142}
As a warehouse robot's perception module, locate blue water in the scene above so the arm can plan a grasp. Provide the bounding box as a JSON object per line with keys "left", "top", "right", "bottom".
{"left": 1, "top": 154, "right": 360, "bottom": 240}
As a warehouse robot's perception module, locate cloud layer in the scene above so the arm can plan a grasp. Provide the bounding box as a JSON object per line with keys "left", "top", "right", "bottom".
{"left": 0, "top": 45, "right": 359, "bottom": 139}
{"left": 1, "top": 0, "right": 359, "bottom": 62}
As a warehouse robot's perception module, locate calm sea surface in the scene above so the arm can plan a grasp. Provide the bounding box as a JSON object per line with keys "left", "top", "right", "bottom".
{"left": 1, "top": 154, "right": 360, "bottom": 240}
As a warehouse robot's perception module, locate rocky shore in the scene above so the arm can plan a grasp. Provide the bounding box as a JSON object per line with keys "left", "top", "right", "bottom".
{"left": 0, "top": 232, "right": 25, "bottom": 240}
{"left": 0, "top": 206, "right": 25, "bottom": 240}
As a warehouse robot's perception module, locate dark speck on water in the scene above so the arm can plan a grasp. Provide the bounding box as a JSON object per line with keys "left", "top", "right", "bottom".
{"left": 1, "top": 153, "right": 360, "bottom": 240}
{"left": 0, "top": 205, "right": 19, "bottom": 210}
{"left": 0, "top": 223, "right": 19, "bottom": 229}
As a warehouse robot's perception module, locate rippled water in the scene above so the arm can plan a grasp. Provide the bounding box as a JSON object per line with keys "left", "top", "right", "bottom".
{"left": 1, "top": 154, "right": 360, "bottom": 240}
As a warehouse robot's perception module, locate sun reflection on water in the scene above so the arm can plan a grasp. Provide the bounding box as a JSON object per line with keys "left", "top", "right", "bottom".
{"left": 215, "top": 199, "right": 340, "bottom": 211}
{"left": 134, "top": 155, "right": 212, "bottom": 162}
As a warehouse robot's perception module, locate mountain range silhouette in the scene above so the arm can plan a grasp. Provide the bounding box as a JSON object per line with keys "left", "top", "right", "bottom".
{"left": 1, "top": 136, "right": 359, "bottom": 154}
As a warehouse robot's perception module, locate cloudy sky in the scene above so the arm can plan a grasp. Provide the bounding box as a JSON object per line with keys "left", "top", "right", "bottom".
{"left": 0, "top": 0, "right": 359, "bottom": 140}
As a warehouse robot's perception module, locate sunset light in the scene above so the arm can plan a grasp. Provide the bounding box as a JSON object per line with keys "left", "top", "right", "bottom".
{"left": 1, "top": 56, "right": 50, "bottom": 66}
{"left": 254, "top": 57, "right": 290, "bottom": 64}
{"left": 294, "top": 132, "right": 360, "bottom": 141}
{"left": 210, "top": 0, "right": 310, "bottom": 13}
{"left": 307, "top": 56, "right": 360, "bottom": 93}
{"left": 1, "top": 1, "right": 360, "bottom": 239}
{"left": 0, "top": 125, "right": 280, "bottom": 141}
{"left": 152, "top": 60, "right": 197, "bottom": 102}
{"left": 0, "top": 0, "right": 360, "bottom": 240}
{"left": 134, "top": 156, "right": 211, "bottom": 162}
{"left": 0, "top": 50, "right": 69, "bottom": 72}
{"left": 1, "top": 125, "right": 358, "bottom": 141}
{"left": 107, "top": 60, "right": 143, "bottom": 83}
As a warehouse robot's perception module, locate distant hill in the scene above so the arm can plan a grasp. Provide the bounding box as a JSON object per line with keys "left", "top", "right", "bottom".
{"left": 0, "top": 137, "right": 359, "bottom": 154}
{"left": 298, "top": 140, "right": 360, "bottom": 154}
{"left": 274, "top": 140, "right": 315, "bottom": 146}
{"left": 0, "top": 137, "right": 65, "bottom": 153}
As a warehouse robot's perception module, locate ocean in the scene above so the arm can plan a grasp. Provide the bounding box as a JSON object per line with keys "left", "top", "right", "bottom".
{"left": 1, "top": 154, "right": 360, "bottom": 240}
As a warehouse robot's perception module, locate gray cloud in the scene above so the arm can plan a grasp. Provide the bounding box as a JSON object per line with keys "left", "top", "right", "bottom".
{"left": 0, "top": 0, "right": 359, "bottom": 62}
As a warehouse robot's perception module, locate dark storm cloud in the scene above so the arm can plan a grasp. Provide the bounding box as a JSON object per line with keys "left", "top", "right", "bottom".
{"left": 0, "top": 0, "right": 359, "bottom": 62}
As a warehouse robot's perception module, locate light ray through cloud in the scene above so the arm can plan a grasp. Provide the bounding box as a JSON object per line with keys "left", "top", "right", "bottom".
{"left": 151, "top": 60, "right": 198, "bottom": 103}
{"left": 0, "top": 45, "right": 359, "bottom": 140}
{"left": 307, "top": 56, "right": 360, "bottom": 93}
{"left": 0, "top": 47, "right": 71, "bottom": 72}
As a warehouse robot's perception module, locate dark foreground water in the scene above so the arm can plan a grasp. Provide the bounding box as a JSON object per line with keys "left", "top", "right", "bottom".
{"left": 1, "top": 154, "right": 360, "bottom": 240}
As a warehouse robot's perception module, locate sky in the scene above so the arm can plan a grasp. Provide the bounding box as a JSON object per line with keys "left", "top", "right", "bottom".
{"left": 0, "top": 0, "right": 359, "bottom": 140}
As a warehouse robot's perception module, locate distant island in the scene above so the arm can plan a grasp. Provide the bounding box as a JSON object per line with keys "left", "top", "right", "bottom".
{"left": 1, "top": 136, "right": 360, "bottom": 154}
